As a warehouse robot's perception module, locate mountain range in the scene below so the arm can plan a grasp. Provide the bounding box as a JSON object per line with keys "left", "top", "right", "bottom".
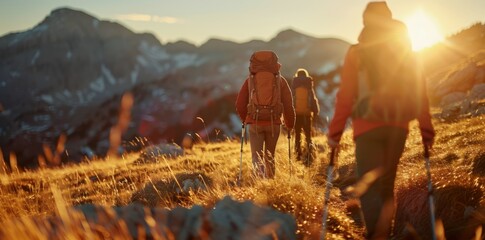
{"left": 0, "top": 7, "right": 350, "bottom": 167}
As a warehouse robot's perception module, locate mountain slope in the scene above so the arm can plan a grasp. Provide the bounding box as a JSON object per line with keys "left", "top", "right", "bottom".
{"left": 0, "top": 7, "right": 350, "bottom": 167}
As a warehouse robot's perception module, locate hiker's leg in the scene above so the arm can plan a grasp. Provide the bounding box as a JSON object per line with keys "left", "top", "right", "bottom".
{"left": 355, "top": 127, "right": 387, "bottom": 238}
{"left": 380, "top": 128, "right": 406, "bottom": 198}
{"left": 249, "top": 124, "right": 265, "bottom": 178}
{"left": 263, "top": 124, "right": 280, "bottom": 178}
{"left": 376, "top": 127, "right": 407, "bottom": 237}
{"left": 303, "top": 115, "right": 312, "bottom": 146}
{"left": 356, "top": 127, "right": 406, "bottom": 238}
{"left": 294, "top": 115, "right": 303, "bottom": 158}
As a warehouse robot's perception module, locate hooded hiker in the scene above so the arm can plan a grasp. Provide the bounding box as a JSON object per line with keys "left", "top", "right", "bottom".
{"left": 236, "top": 50, "right": 295, "bottom": 179}
{"left": 327, "top": 2, "right": 435, "bottom": 238}
{"left": 292, "top": 68, "right": 320, "bottom": 161}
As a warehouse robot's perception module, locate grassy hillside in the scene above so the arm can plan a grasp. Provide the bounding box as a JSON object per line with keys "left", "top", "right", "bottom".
{"left": 0, "top": 110, "right": 483, "bottom": 239}
{"left": 421, "top": 22, "right": 485, "bottom": 77}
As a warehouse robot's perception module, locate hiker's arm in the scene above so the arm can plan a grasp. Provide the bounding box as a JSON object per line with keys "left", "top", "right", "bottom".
{"left": 235, "top": 78, "right": 249, "bottom": 122}
{"left": 328, "top": 46, "right": 358, "bottom": 143}
{"left": 417, "top": 81, "right": 435, "bottom": 148}
{"left": 281, "top": 78, "right": 296, "bottom": 129}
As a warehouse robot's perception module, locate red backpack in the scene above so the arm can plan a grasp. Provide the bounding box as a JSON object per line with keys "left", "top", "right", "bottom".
{"left": 246, "top": 51, "right": 283, "bottom": 123}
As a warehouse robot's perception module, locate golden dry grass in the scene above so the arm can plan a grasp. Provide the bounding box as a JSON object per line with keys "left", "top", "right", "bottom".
{"left": 0, "top": 113, "right": 484, "bottom": 239}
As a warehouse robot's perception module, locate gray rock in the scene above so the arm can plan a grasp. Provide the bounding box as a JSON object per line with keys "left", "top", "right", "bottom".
{"left": 136, "top": 143, "right": 184, "bottom": 164}
{"left": 469, "top": 83, "right": 485, "bottom": 101}
{"left": 67, "top": 196, "right": 297, "bottom": 239}
{"left": 440, "top": 92, "right": 467, "bottom": 107}
{"left": 210, "top": 196, "right": 297, "bottom": 240}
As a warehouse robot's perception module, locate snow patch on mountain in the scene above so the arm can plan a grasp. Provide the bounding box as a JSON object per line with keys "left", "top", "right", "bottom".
{"left": 85, "top": 91, "right": 97, "bottom": 102}
{"left": 76, "top": 91, "right": 85, "bottom": 104}
{"left": 90, "top": 76, "right": 105, "bottom": 92}
{"left": 139, "top": 41, "right": 170, "bottom": 61}
{"left": 20, "top": 122, "right": 50, "bottom": 132}
{"left": 136, "top": 56, "right": 149, "bottom": 67}
{"left": 101, "top": 65, "right": 116, "bottom": 85}
{"left": 31, "top": 51, "right": 40, "bottom": 65}
{"left": 229, "top": 113, "right": 242, "bottom": 133}
{"left": 218, "top": 64, "right": 236, "bottom": 74}
{"left": 332, "top": 74, "right": 340, "bottom": 84}
{"left": 317, "top": 62, "right": 337, "bottom": 75}
{"left": 92, "top": 19, "right": 99, "bottom": 28}
{"left": 63, "top": 90, "right": 72, "bottom": 97}
{"left": 131, "top": 65, "right": 139, "bottom": 84}
{"left": 34, "top": 114, "right": 51, "bottom": 122}
{"left": 194, "top": 58, "right": 208, "bottom": 67}
{"left": 9, "top": 35, "right": 21, "bottom": 46}
{"left": 41, "top": 95, "right": 54, "bottom": 104}
{"left": 151, "top": 89, "right": 169, "bottom": 102}
{"left": 173, "top": 53, "right": 198, "bottom": 69}
{"left": 33, "top": 24, "right": 49, "bottom": 33}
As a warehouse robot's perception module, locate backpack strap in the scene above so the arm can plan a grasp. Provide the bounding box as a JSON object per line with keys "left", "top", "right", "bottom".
{"left": 275, "top": 74, "right": 281, "bottom": 105}
{"left": 307, "top": 78, "right": 313, "bottom": 114}
{"left": 249, "top": 74, "right": 257, "bottom": 103}
{"left": 248, "top": 74, "right": 259, "bottom": 132}
{"left": 271, "top": 74, "right": 281, "bottom": 137}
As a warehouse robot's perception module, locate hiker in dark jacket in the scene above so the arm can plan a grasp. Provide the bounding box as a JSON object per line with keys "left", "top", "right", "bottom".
{"left": 236, "top": 51, "right": 295, "bottom": 179}
{"left": 327, "top": 2, "right": 435, "bottom": 238}
{"left": 292, "top": 68, "right": 320, "bottom": 161}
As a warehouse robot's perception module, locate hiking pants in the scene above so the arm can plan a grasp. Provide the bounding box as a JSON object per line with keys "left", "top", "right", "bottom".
{"left": 294, "top": 114, "right": 312, "bottom": 156}
{"left": 355, "top": 126, "right": 407, "bottom": 238}
{"left": 248, "top": 124, "right": 281, "bottom": 179}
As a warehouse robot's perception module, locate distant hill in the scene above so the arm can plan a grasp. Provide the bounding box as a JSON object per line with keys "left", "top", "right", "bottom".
{"left": 422, "top": 23, "right": 485, "bottom": 117}
{"left": 422, "top": 22, "right": 485, "bottom": 76}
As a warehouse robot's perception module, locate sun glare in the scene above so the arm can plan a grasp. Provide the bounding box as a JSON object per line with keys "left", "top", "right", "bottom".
{"left": 404, "top": 10, "right": 443, "bottom": 51}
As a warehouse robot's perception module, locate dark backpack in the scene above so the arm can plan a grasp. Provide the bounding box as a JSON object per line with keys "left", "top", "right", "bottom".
{"left": 247, "top": 51, "right": 283, "bottom": 122}
{"left": 352, "top": 44, "right": 422, "bottom": 122}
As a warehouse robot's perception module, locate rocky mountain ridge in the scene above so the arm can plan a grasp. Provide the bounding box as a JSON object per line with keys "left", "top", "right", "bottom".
{"left": 0, "top": 7, "right": 350, "bottom": 167}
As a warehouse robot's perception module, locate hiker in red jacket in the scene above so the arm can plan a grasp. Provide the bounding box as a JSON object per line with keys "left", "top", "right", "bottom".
{"left": 236, "top": 51, "right": 295, "bottom": 179}
{"left": 327, "top": 2, "right": 435, "bottom": 238}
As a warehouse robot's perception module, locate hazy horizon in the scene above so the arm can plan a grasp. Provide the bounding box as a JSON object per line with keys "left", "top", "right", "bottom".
{"left": 1, "top": 0, "right": 485, "bottom": 48}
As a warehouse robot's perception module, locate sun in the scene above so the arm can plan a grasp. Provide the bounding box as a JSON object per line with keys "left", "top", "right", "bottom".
{"left": 404, "top": 10, "right": 443, "bottom": 51}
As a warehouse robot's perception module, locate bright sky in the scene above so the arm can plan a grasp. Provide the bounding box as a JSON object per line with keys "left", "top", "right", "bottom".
{"left": 1, "top": 0, "right": 484, "bottom": 50}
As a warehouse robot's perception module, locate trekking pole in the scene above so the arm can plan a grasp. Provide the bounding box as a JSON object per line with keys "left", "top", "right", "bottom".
{"left": 424, "top": 145, "right": 437, "bottom": 240}
{"left": 288, "top": 130, "right": 292, "bottom": 177}
{"left": 306, "top": 117, "right": 310, "bottom": 167}
{"left": 306, "top": 141, "right": 311, "bottom": 167}
{"left": 238, "top": 123, "right": 245, "bottom": 187}
{"left": 321, "top": 147, "right": 337, "bottom": 240}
